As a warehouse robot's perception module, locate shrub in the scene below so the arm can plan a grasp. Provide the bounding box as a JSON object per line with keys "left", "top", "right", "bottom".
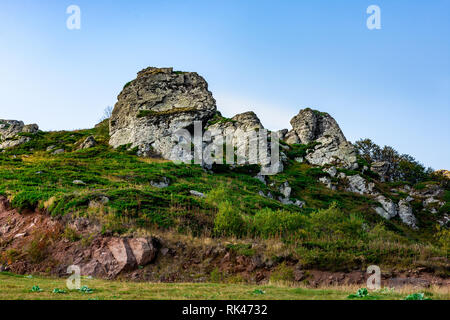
{"left": 213, "top": 201, "right": 246, "bottom": 237}
{"left": 249, "top": 208, "right": 306, "bottom": 238}
{"left": 270, "top": 262, "right": 294, "bottom": 283}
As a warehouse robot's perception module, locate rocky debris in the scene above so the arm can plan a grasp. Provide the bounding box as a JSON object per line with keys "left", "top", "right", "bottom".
{"left": 374, "top": 195, "right": 398, "bottom": 220}
{"left": 78, "top": 136, "right": 97, "bottom": 149}
{"left": 289, "top": 108, "right": 346, "bottom": 145}
{"left": 150, "top": 177, "right": 170, "bottom": 188}
{"left": 254, "top": 173, "right": 266, "bottom": 185}
{"left": 337, "top": 172, "right": 347, "bottom": 179}
{"left": 305, "top": 136, "right": 359, "bottom": 170}
{"left": 46, "top": 145, "right": 56, "bottom": 152}
{"left": 52, "top": 149, "right": 65, "bottom": 155}
{"left": 319, "top": 176, "right": 333, "bottom": 190}
{"left": 346, "top": 175, "right": 375, "bottom": 195}
{"left": 109, "top": 67, "right": 217, "bottom": 160}
{"left": 279, "top": 182, "right": 292, "bottom": 198}
{"left": 410, "top": 184, "right": 444, "bottom": 198}
{"left": 370, "top": 161, "right": 390, "bottom": 182}
{"left": 81, "top": 237, "right": 158, "bottom": 278}
{"left": 258, "top": 191, "right": 274, "bottom": 199}
{"left": 438, "top": 214, "right": 449, "bottom": 227}
{"left": 0, "top": 120, "right": 39, "bottom": 150}
{"left": 324, "top": 166, "right": 337, "bottom": 177}
{"left": 72, "top": 180, "right": 86, "bottom": 185}
{"left": 398, "top": 200, "right": 417, "bottom": 229}
{"left": 190, "top": 190, "right": 205, "bottom": 198}
{"left": 294, "top": 157, "right": 303, "bottom": 163}
{"left": 276, "top": 182, "right": 304, "bottom": 207}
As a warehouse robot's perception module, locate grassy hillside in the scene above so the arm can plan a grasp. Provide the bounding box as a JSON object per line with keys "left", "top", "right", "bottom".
{"left": 0, "top": 120, "right": 448, "bottom": 275}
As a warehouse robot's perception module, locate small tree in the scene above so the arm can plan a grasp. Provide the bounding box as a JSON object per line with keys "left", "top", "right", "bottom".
{"left": 99, "top": 106, "right": 113, "bottom": 122}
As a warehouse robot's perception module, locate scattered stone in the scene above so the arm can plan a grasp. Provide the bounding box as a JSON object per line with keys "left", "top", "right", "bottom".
{"left": 52, "top": 149, "right": 65, "bottom": 155}
{"left": 46, "top": 145, "right": 56, "bottom": 152}
{"left": 279, "top": 182, "right": 292, "bottom": 198}
{"left": 346, "top": 175, "right": 374, "bottom": 194}
{"left": 78, "top": 136, "right": 97, "bottom": 149}
{"left": 150, "top": 177, "right": 170, "bottom": 188}
{"left": 254, "top": 173, "right": 266, "bottom": 185}
{"left": 294, "top": 157, "right": 303, "bottom": 163}
{"left": 324, "top": 166, "right": 337, "bottom": 177}
{"left": 190, "top": 190, "right": 205, "bottom": 198}
{"left": 374, "top": 195, "right": 398, "bottom": 220}
{"left": 72, "top": 180, "right": 86, "bottom": 185}
{"left": 319, "top": 176, "right": 333, "bottom": 189}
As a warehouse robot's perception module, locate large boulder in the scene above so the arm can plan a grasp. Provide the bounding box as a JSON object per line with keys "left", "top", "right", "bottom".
{"left": 81, "top": 237, "right": 158, "bottom": 278}
{"left": 109, "top": 67, "right": 217, "bottom": 160}
{"left": 286, "top": 108, "right": 358, "bottom": 170}
{"left": 289, "top": 108, "right": 346, "bottom": 144}
{"left": 0, "top": 120, "right": 39, "bottom": 150}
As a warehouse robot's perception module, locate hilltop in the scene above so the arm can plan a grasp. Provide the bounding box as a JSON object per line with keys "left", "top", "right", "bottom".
{"left": 0, "top": 67, "right": 448, "bottom": 288}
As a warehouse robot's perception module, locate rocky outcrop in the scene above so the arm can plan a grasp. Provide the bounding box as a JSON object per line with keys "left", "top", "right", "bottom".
{"left": 109, "top": 67, "right": 217, "bottom": 160}
{"left": 374, "top": 195, "right": 398, "bottom": 220}
{"left": 207, "top": 111, "right": 264, "bottom": 165}
{"left": 81, "top": 237, "right": 158, "bottom": 278}
{"left": 398, "top": 200, "right": 417, "bottom": 229}
{"left": 289, "top": 108, "right": 346, "bottom": 144}
{"left": 346, "top": 175, "right": 375, "bottom": 194}
{"left": 78, "top": 136, "right": 97, "bottom": 150}
{"left": 284, "top": 108, "right": 358, "bottom": 170}
{"left": 0, "top": 120, "right": 39, "bottom": 150}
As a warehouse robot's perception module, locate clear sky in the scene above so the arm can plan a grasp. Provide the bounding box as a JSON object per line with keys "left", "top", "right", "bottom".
{"left": 0, "top": 0, "right": 449, "bottom": 169}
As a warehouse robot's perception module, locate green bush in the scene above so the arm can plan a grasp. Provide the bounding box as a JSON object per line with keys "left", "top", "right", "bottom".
{"left": 249, "top": 208, "right": 306, "bottom": 238}
{"left": 213, "top": 201, "right": 246, "bottom": 237}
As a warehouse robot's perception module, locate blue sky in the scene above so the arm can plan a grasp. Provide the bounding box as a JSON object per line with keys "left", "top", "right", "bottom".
{"left": 0, "top": 0, "right": 449, "bottom": 169}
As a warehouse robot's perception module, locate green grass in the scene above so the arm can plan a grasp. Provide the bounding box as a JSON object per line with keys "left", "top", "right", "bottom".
{"left": 1, "top": 273, "right": 447, "bottom": 300}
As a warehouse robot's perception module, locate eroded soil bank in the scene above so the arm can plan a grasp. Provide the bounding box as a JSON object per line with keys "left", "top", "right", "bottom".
{"left": 0, "top": 197, "right": 448, "bottom": 289}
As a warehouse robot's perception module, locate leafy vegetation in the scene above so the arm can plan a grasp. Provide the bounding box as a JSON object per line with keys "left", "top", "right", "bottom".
{"left": 354, "top": 138, "right": 433, "bottom": 184}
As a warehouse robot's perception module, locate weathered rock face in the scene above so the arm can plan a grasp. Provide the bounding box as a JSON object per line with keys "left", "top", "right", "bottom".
{"left": 285, "top": 108, "right": 358, "bottom": 170}
{"left": 109, "top": 67, "right": 217, "bottom": 160}
{"left": 375, "top": 195, "right": 398, "bottom": 220}
{"left": 398, "top": 200, "right": 417, "bottom": 229}
{"left": 306, "top": 136, "right": 359, "bottom": 170}
{"left": 0, "top": 120, "right": 39, "bottom": 150}
{"left": 78, "top": 136, "right": 97, "bottom": 150}
{"left": 207, "top": 111, "right": 264, "bottom": 165}
{"left": 289, "top": 108, "right": 346, "bottom": 145}
{"left": 346, "top": 175, "right": 375, "bottom": 195}
{"left": 81, "top": 237, "right": 158, "bottom": 278}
